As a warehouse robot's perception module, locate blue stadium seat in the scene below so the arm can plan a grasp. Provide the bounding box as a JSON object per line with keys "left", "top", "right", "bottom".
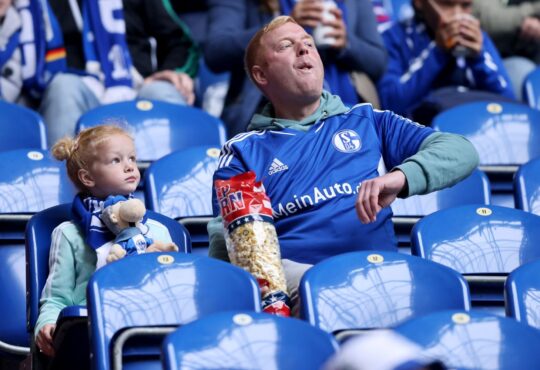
{"left": 432, "top": 101, "right": 540, "bottom": 207}
{"left": 0, "top": 149, "right": 76, "bottom": 213}
{"left": 514, "top": 157, "right": 540, "bottom": 215}
{"left": 144, "top": 145, "right": 219, "bottom": 218}
{"left": 391, "top": 169, "right": 490, "bottom": 251}
{"left": 394, "top": 310, "right": 540, "bottom": 369}
{"left": 0, "top": 101, "right": 46, "bottom": 151}
{"left": 392, "top": 169, "right": 490, "bottom": 217}
{"left": 75, "top": 99, "right": 227, "bottom": 163}
{"left": 0, "top": 228, "right": 29, "bottom": 361}
{"left": 144, "top": 145, "right": 220, "bottom": 255}
{"left": 506, "top": 259, "right": 540, "bottom": 329}
{"left": 0, "top": 149, "right": 76, "bottom": 365}
{"left": 411, "top": 204, "right": 540, "bottom": 311}
{"left": 299, "top": 251, "right": 470, "bottom": 340}
{"left": 87, "top": 252, "right": 261, "bottom": 370}
{"left": 25, "top": 204, "right": 191, "bottom": 369}
{"left": 523, "top": 66, "right": 540, "bottom": 110}
{"left": 162, "top": 311, "right": 338, "bottom": 370}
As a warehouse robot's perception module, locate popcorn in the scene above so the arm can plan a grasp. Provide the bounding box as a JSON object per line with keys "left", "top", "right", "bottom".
{"left": 215, "top": 171, "right": 290, "bottom": 316}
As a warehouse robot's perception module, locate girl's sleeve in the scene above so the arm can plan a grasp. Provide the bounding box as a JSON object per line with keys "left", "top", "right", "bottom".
{"left": 34, "top": 227, "right": 77, "bottom": 337}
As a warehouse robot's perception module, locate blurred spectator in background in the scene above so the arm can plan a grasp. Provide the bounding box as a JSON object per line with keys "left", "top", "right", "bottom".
{"left": 20, "top": 0, "right": 198, "bottom": 146}
{"left": 0, "top": 0, "right": 22, "bottom": 103}
{"left": 473, "top": 0, "right": 540, "bottom": 101}
{"left": 204, "top": 0, "right": 387, "bottom": 138}
{"left": 377, "top": 0, "right": 515, "bottom": 125}
{"left": 323, "top": 330, "right": 446, "bottom": 370}
{"left": 371, "top": 0, "right": 393, "bottom": 33}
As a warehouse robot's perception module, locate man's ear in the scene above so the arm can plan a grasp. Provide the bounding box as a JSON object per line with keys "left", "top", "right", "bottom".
{"left": 251, "top": 65, "right": 267, "bottom": 87}
{"left": 78, "top": 169, "right": 95, "bottom": 188}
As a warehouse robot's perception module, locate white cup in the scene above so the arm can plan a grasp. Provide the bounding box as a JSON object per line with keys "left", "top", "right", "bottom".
{"left": 313, "top": 0, "right": 337, "bottom": 49}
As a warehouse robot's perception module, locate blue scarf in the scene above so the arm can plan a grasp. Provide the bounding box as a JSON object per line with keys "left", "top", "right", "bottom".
{"left": 16, "top": 0, "right": 67, "bottom": 98}
{"left": 279, "top": 0, "right": 358, "bottom": 106}
{"left": 0, "top": 28, "right": 20, "bottom": 70}
{"left": 17, "top": 0, "right": 133, "bottom": 97}
{"left": 81, "top": 0, "right": 134, "bottom": 89}
{"left": 72, "top": 194, "right": 147, "bottom": 250}
{"left": 72, "top": 194, "right": 116, "bottom": 250}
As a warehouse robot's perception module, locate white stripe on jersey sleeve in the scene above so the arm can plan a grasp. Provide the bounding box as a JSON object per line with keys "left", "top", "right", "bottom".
{"left": 218, "top": 131, "right": 267, "bottom": 169}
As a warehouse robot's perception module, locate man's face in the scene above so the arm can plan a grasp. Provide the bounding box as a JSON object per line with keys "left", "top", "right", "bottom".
{"left": 253, "top": 22, "right": 324, "bottom": 103}
{"left": 415, "top": 0, "right": 473, "bottom": 30}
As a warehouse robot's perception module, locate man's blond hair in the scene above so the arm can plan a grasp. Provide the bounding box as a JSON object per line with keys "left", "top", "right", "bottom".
{"left": 244, "top": 16, "right": 298, "bottom": 84}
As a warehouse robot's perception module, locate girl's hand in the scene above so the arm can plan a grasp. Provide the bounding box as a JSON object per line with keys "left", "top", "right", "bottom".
{"left": 36, "top": 324, "right": 56, "bottom": 357}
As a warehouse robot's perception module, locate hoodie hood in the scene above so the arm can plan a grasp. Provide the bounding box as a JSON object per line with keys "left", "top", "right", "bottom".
{"left": 247, "top": 90, "right": 349, "bottom": 132}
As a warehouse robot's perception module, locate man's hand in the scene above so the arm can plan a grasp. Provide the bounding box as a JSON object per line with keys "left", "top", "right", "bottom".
{"left": 520, "top": 16, "right": 540, "bottom": 41}
{"left": 144, "top": 70, "right": 195, "bottom": 105}
{"left": 435, "top": 15, "right": 461, "bottom": 51}
{"left": 321, "top": 7, "right": 347, "bottom": 49}
{"left": 435, "top": 14, "right": 482, "bottom": 57}
{"left": 291, "top": 0, "right": 324, "bottom": 28}
{"left": 356, "top": 171, "right": 406, "bottom": 224}
{"left": 36, "top": 323, "right": 56, "bottom": 357}
{"left": 455, "top": 15, "right": 483, "bottom": 57}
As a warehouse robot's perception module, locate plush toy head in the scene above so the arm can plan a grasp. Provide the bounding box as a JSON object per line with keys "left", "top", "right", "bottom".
{"left": 101, "top": 197, "right": 146, "bottom": 235}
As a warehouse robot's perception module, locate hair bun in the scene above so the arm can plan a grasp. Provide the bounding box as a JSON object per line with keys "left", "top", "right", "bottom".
{"left": 51, "top": 137, "right": 77, "bottom": 161}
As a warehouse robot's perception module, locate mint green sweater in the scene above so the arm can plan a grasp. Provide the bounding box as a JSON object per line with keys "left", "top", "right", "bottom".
{"left": 35, "top": 220, "right": 173, "bottom": 337}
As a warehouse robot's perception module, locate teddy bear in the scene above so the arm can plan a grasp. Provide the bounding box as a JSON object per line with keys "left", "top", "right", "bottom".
{"left": 100, "top": 196, "right": 178, "bottom": 263}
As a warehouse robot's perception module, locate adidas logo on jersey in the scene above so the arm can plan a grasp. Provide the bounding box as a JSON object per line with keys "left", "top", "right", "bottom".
{"left": 268, "top": 158, "right": 289, "bottom": 175}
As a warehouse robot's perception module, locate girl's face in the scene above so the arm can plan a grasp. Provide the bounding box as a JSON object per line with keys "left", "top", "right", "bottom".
{"left": 78, "top": 134, "right": 140, "bottom": 198}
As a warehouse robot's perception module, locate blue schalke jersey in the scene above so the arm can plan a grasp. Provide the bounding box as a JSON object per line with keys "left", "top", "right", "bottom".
{"left": 212, "top": 104, "right": 434, "bottom": 264}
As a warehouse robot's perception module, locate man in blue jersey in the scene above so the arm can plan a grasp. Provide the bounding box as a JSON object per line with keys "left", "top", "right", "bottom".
{"left": 208, "top": 15, "right": 478, "bottom": 312}
{"left": 377, "top": 0, "right": 516, "bottom": 124}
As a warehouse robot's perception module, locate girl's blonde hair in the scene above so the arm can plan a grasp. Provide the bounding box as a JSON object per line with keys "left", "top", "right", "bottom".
{"left": 51, "top": 124, "right": 133, "bottom": 192}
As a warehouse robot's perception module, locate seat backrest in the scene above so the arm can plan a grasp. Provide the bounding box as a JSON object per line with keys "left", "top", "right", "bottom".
{"left": 0, "top": 101, "right": 46, "bottom": 151}
{"left": 144, "top": 145, "right": 221, "bottom": 218}
{"left": 411, "top": 205, "right": 540, "bottom": 274}
{"left": 299, "top": 251, "right": 470, "bottom": 334}
{"left": 75, "top": 100, "right": 227, "bottom": 162}
{"left": 514, "top": 157, "right": 540, "bottom": 215}
{"left": 0, "top": 240, "right": 29, "bottom": 355}
{"left": 392, "top": 168, "right": 490, "bottom": 216}
{"left": 87, "top": 252, "right": 261, "bottom": 370}
{"left": 161, "top": 311, "right": 338, "bottom": 370}
{"left": 523, "top": 67, "right": 540, "bottom": 110}
{"left": 432, "top": 101, "right": 540, "bottom": 166}
{"left": 0, "top": 149, "right": 76, "bottom": 213}
{"left": 394, "top": 310, "right": 540, "bottom": 369}
{"left": 506, "top": 259, "right": 540, "bottom": 329}
{"left": 25, "top": 204, "right": 192, "bottom": 333}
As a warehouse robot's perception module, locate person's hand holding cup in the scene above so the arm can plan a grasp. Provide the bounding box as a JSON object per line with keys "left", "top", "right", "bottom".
{"left": 437, "top": 13, "right": 482, "bottom": 58}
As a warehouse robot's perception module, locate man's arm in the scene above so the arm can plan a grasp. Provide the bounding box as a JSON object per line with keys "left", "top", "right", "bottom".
{"left": 467, "top": 34, "right": 516, "bottom": 99}
{"left": 207, "top": 216, "right": 230, "bottom": 262}
{"left": 331, "top": 0, "right": 388, "bottom": 82}
{"left": 207, "top": 140, "right": 250, "bottom": 262}
{"left": 356, "top": 132, "right": 479, "bottom": 224}
{"left": 473, "top": 0, "right": 540, "bottom": 37}
{"left": 377, "top": 26, "right": 450, "bottom": 114}
{"left": 204, "top": 0, "right": 261, "bottom": 73}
